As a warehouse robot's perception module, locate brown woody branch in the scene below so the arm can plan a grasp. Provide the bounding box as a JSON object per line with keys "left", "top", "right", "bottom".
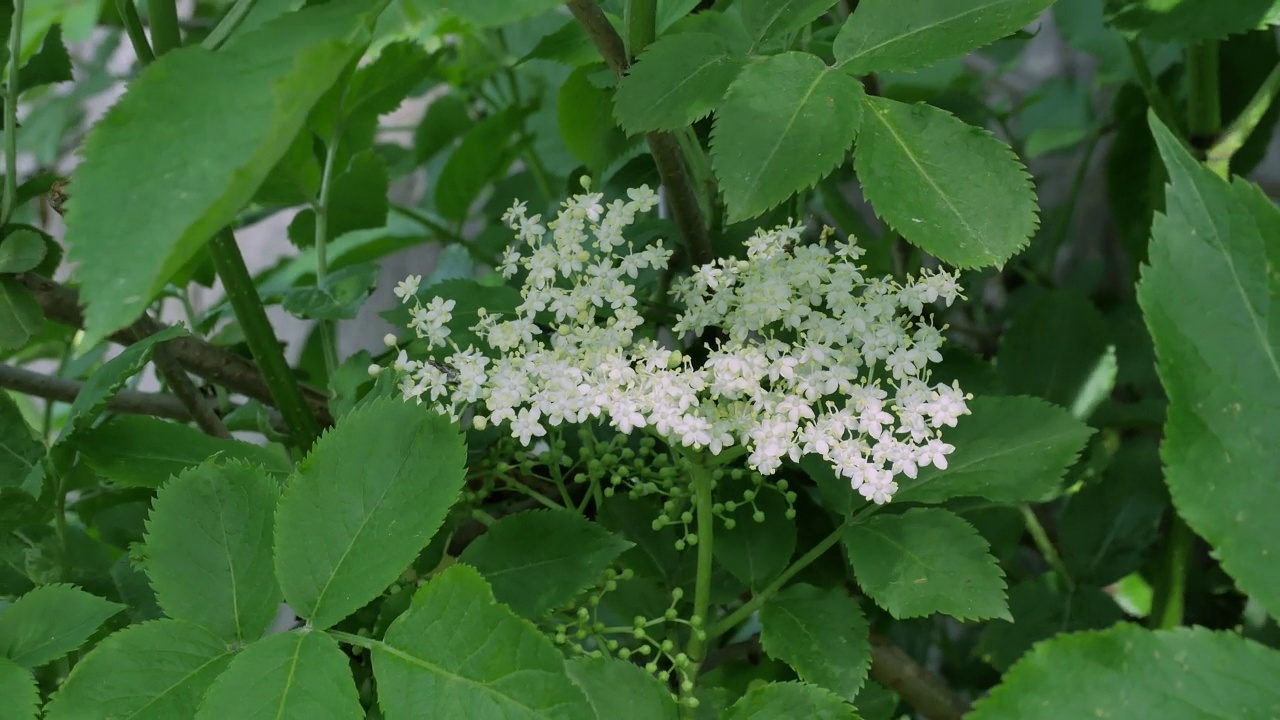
{"left": 870, "top": 631, "right": 969, "bottom": 720}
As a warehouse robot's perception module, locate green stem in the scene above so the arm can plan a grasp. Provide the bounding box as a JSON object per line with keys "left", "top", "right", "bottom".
{"left": 45, "top": 456, "right": 67, "bottom": 580}
{"left": 709, "top": 520, "right": 848, "bottom": 639}
{"left": 207, "top": 228, "right": 320, "bottom": 448}
{"left": 328, "top": 628, "right": 377, "bottom": 651}
{"left": 1150, "top": 515, "right": 1192, "bottom": 629}
{"left": 624, "top": 0, "right": 657, "bottom": 58}
{"left": 201, "top": 0, "right": 259, "bottom": 51}
{"left": 681, "top": 462, "right": 716, "bottom": 714}
{"left": 1207, "top": 59, "right": 1280, "bottom": 176}
{"left": 1125, "top": 39, "right": 1181, "bottom": 138}
{"left": 116, "top": 1, "right": 156, "bottom": 65}
{"left": 145, "top": 0, "right": 182, "bottom": 56}
{"left": 1019, "top": 504, "right": 1074, "bottom": 592}
{"left": 1, "top": 0, "right": 24, "bottom": 228}
{"left": 1185, "top": 41, "right": 1221, "bottom": 141}
{"left": 313, "top": 132, "right": 341, "bottom": 380}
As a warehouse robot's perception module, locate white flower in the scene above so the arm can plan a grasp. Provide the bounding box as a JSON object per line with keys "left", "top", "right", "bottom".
{"left": 394, "top": 275, "right": 422, "bottom": 302}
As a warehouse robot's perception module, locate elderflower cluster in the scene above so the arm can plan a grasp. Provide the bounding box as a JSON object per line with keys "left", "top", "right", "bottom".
{"left": 385, "top": 186, "right": 969, "bottom": 504}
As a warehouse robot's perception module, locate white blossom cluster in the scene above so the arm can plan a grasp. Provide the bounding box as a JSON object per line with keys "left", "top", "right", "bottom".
{"left": 383, "top": 186, "right": 970, "bottom": 504}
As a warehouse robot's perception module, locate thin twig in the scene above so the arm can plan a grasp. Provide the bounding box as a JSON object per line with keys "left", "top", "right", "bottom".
{"left": 870, "top": 632, "right": 969, "bottom": 720}
{"left": 149, "top": 339, "right": 233, "bottom": 438}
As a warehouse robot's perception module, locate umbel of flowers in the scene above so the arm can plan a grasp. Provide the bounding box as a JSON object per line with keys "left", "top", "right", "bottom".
{"left": 383, "top": 184, "right": 969, "bottom": 504}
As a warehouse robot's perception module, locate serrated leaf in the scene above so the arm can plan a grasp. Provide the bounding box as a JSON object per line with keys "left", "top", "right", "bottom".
{"left": 519, "top": 16, "right": 610, "bottom": 66}
{"left": 414, "top": 91, "right": 471, "bottom": 164}
{"left": 741, "top": 0, "right": 839, "bottom": 46}
{"left": 0, "top": 393, "right": 42, "bottom": 490}
{"left": 559, "top": 65, "right": 633, "bottom": 173}
{"left": 43, "top": 619, "right": 234, "bottom": 720}
{"left": 760, "top": 584, "right": 870, "bottom": 702}
{"left": 0, "top": 278, "right": 43, "bottom": 350}
{"left": 855, "top": 96, "right": 1037, "bottom": 268}
{"left": 326, "top": 151, "right": 390, "bottom": 242}
{"left": 843, "top": 508, "right": 1008, "bottom": 620}
{"left": 55, "top": 325, "right": 187, "bottom": 444}
{"left": 834, "top": 0, "right": 1054, "bottom": 74}
{"left": 452, "top": 0, "right": 564, "bottom": 27}
{"left": 1137, "top": 114, "right": 1280, "bottom": 616}
{"left": 458, "top": 509, "right": 633, "bottom": 619}
{"left": 997, "top": 290, "right": 1115, "bottom": 415}
{"left": 340, "top": 40, "right": 433, "bottom": 129}
{"left": 0, "top": 584, "right": 122, "bottom": 668}
{"left": 373, "top": 564, "right": 593, "bottom": 719}
{"left": 16, "top": 24, "right": 72, "bottom": 92}
{"left": 712, "top": 52, "right": 863, "bottom": 223}
{"left": 194, "top": 630, "right": 361, "bottom": 720}
{"left": 434, "top": 106, "right": 524, "bottom": 221}
{"left": 724, "top": 682, "right": 857, "bottom": 719}
{"left": 64, "top": 1, "right": 385, "bottom": 347}
{"left": 613, "top": 32, "right": 746, "bottom": 133}
{"left": 0, "top": 656, "right": 37, "bottom": 720}
{"left": 713, "top": 475, "right": 796, "bottom": 589}
{"left": 70, "top": 415, "right": 291, "bottom": 489}
{"left": 144, "top": 461, "right": 281, "bottom": 643}
{"left": 969, "top": 625, "right": 1280, "bottom": 719}
{"left": 975, "top": 576, "right": 1123, "bottom": 672}
{"left": 565, "top": 656, "right": 680, "bottom": 720}
{"left": 893, "top": 396, "right": 1093, "bottom": 505}
{"left": 1105, "top": 0, "right": 1280, "bottom": 43}
{"left": 274, "top": 398, "right": 466, "bottom": 629}
{"left": 281, "top": 262, "right": 379, "bottom": 320}
{"left": 254, "top": 130, "right": 321, "bottom": 206}
{"left": 0, "top": 230, "right": 47, "bottom": 273}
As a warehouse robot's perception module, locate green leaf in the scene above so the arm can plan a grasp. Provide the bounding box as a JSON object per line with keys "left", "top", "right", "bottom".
{"left": 452, "top": 0, "right": 564, "bottom": 27}
{"left": 854, "top": 96, "right": 1037, "bottom": 268}
{"left": 254, "top": 130, "right": 321, "bottom": 206}
{"left": 565, "top": 656, "right": 680, "bottom": 720}
{"left": 143, "top": 461, "right": 281, "bottom": 643}
{"left": 194, "top": 630, "right": 362, "bottom": 720}
{"left": 318, "top": 151, "right": 391, "bottom": 245}
{"left": 612, "top": 32, "right": 746, "bottom": 133}
{"left": 969, "top": 625, "right": 1280, "bottom": 719}
{"left": 760, "top": 584, "right": 871, "bottom": 702}
{"left": 0, "top": 584, "right": 122, "bottom": 668}
{"left": 381, "top": 279, "right": 524, "bottom": 352}
{"left": 458, "top": 509, "right": 633, "bottom": 619}
{"left": 834, "top": 0, "right": 1055, "bottom": 74}
{"left": 44, "top": 619, "right": 234, "bottom": 720}
{"left": 70, "top": 415, "right": 291, "bottom": 489}
{"left": 0, "top": 230, "right": 48, "bottom": 273}
{"left": 975, "top": 576, "right": 1123, "bottom": 672}
{"left": 0, "top": 393, "right": 42, "bottom": 490}
{"left": 64, "top": 1, "right": 385, "bottom": 347}
{"left": 724, "top": 682, "right": 857, "bottom": 719}
{"left": 373, "top": 564, "right": 593, "bottom": 719}
{"left": 893, "top": 396, "right": 1094, "bottom": 505}
{"left": 997, "top": 290, "right": 1115, "bottom": 416}
{"left": 0, "top": 279, "right": 43, "bottom": 351}
{"left": 55, "top": 325, "right": 187, "bottom": 444}
{"left": 0, "top": 656, "right": 37, "bottom": 720}
{"left": 1105, "top": 0, "right": 1280, "bottom": 42}
{"left": 713, "top": 476, "right": 796, "bottom": 589}
{"left": 434, "top": 106, "right": 523, "bottom": 221}
{"left": 843, "top": 508, "right": 1008, "bottom": 620}
{"left": 741, "top": 0, "right": 839, "bottom": 46}
{"left": 413, "top": 91, "right": 471, "bottom": 164}
{"left": 711, "top": 52, "right": 863, "bottom": 223}
{"left": 274, "top": 398, "right": 466, "bottom": 629}
{"left": 281, "top": 262, "right": 379, "bottom": 320}
{"left": 338, "top": 40, "right": 433, "bottom": 132}
{"left": 1137, "top": 114, "right": 1280, "bottom": 616}
{"left": 559, "top": 65, "right": 633, "bottom": 174}
{"left": 16, "top": 24, "right": 72, "bottom": 93}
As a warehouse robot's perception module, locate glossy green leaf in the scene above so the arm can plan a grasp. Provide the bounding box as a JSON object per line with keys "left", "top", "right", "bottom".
{"left": 373, "top": 565, "right": 593, "bottom": 719}
{"left": 0, "top": 656, "right": 36, "bottom": 720}
{"left": 44, "top": 620, "right": 234, "bottom": 720}
{"left": 274, "top": 398, "right": 466, "bottom": 629}
{"left": 970, "top": 625, "right": 1280, "bottom": 719}
{"left": 855, "top": 96, "right": 1037, "bottom": 268}
{"left": 452, "top": 0, "right": 564, "bottom": 27}
{"left": 843, "top": 508, "right": 1008, "bottom": 620}
{"left": 997, "top": 290, "right": 1114, "bottom": 415}
{"left": 724, "top": 682, "right": 857, "bottom": 719}
{"left": 1105, "top": 0, "right": 1280, "bottom": 42}
{"left": 144, "top": 461, "right": 281, "bottom": 643}
{"left": 834, "top": 0, "right": 1054, "bottom": 74}
{"left": 976, "top": 576, "right": 1123, "bottom": 672}
{"left": 559, "top": 65, "right": 633, "bottom": 173}
{"left": 0, "top": 393, "right": 42, "bottom": 490}
{"left": 434, "top": 106, "right": 523, "bottom": 221}
{"left": 760, "top": 584, "right": 871, "bottom": 702}
{"left": 64, "top": 1, "right": 385, "bottom": 346}
{"left": 1137, "top": 115, "right": 1280, "bottom": 616}
{"left": 741, "top": 0, "right": 839, "bottom": 45}
{"left": 712, "top": 52, "right": 863, "bottom": 223}
{"left": 894, "top": 396, "right": 1093, "bottom": 505}
{"left": 16, "top": 24, "right": 72, "bottom": 92}
{"left": 613, "top": 32, "right": 746, "bottom": 133}
{"left": 194, "top": 630, "right": 361, "bottom": 720}
{"left": 565, "top": 656, "right": 680, "bottom": 720}
{"left": 458, "top": 510, "right": 633, "bottom": 619}
{"left": 55, "top": 325, "right": 187, "bottom": 444}
{"left": 0, "top": 230, "right": 48, "bottom": 273}
{"left": 0, "top": 279, "right": 43, "bottom": 351}
{"left": 0, "top": 584, "right": 122, "bottom": 668}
